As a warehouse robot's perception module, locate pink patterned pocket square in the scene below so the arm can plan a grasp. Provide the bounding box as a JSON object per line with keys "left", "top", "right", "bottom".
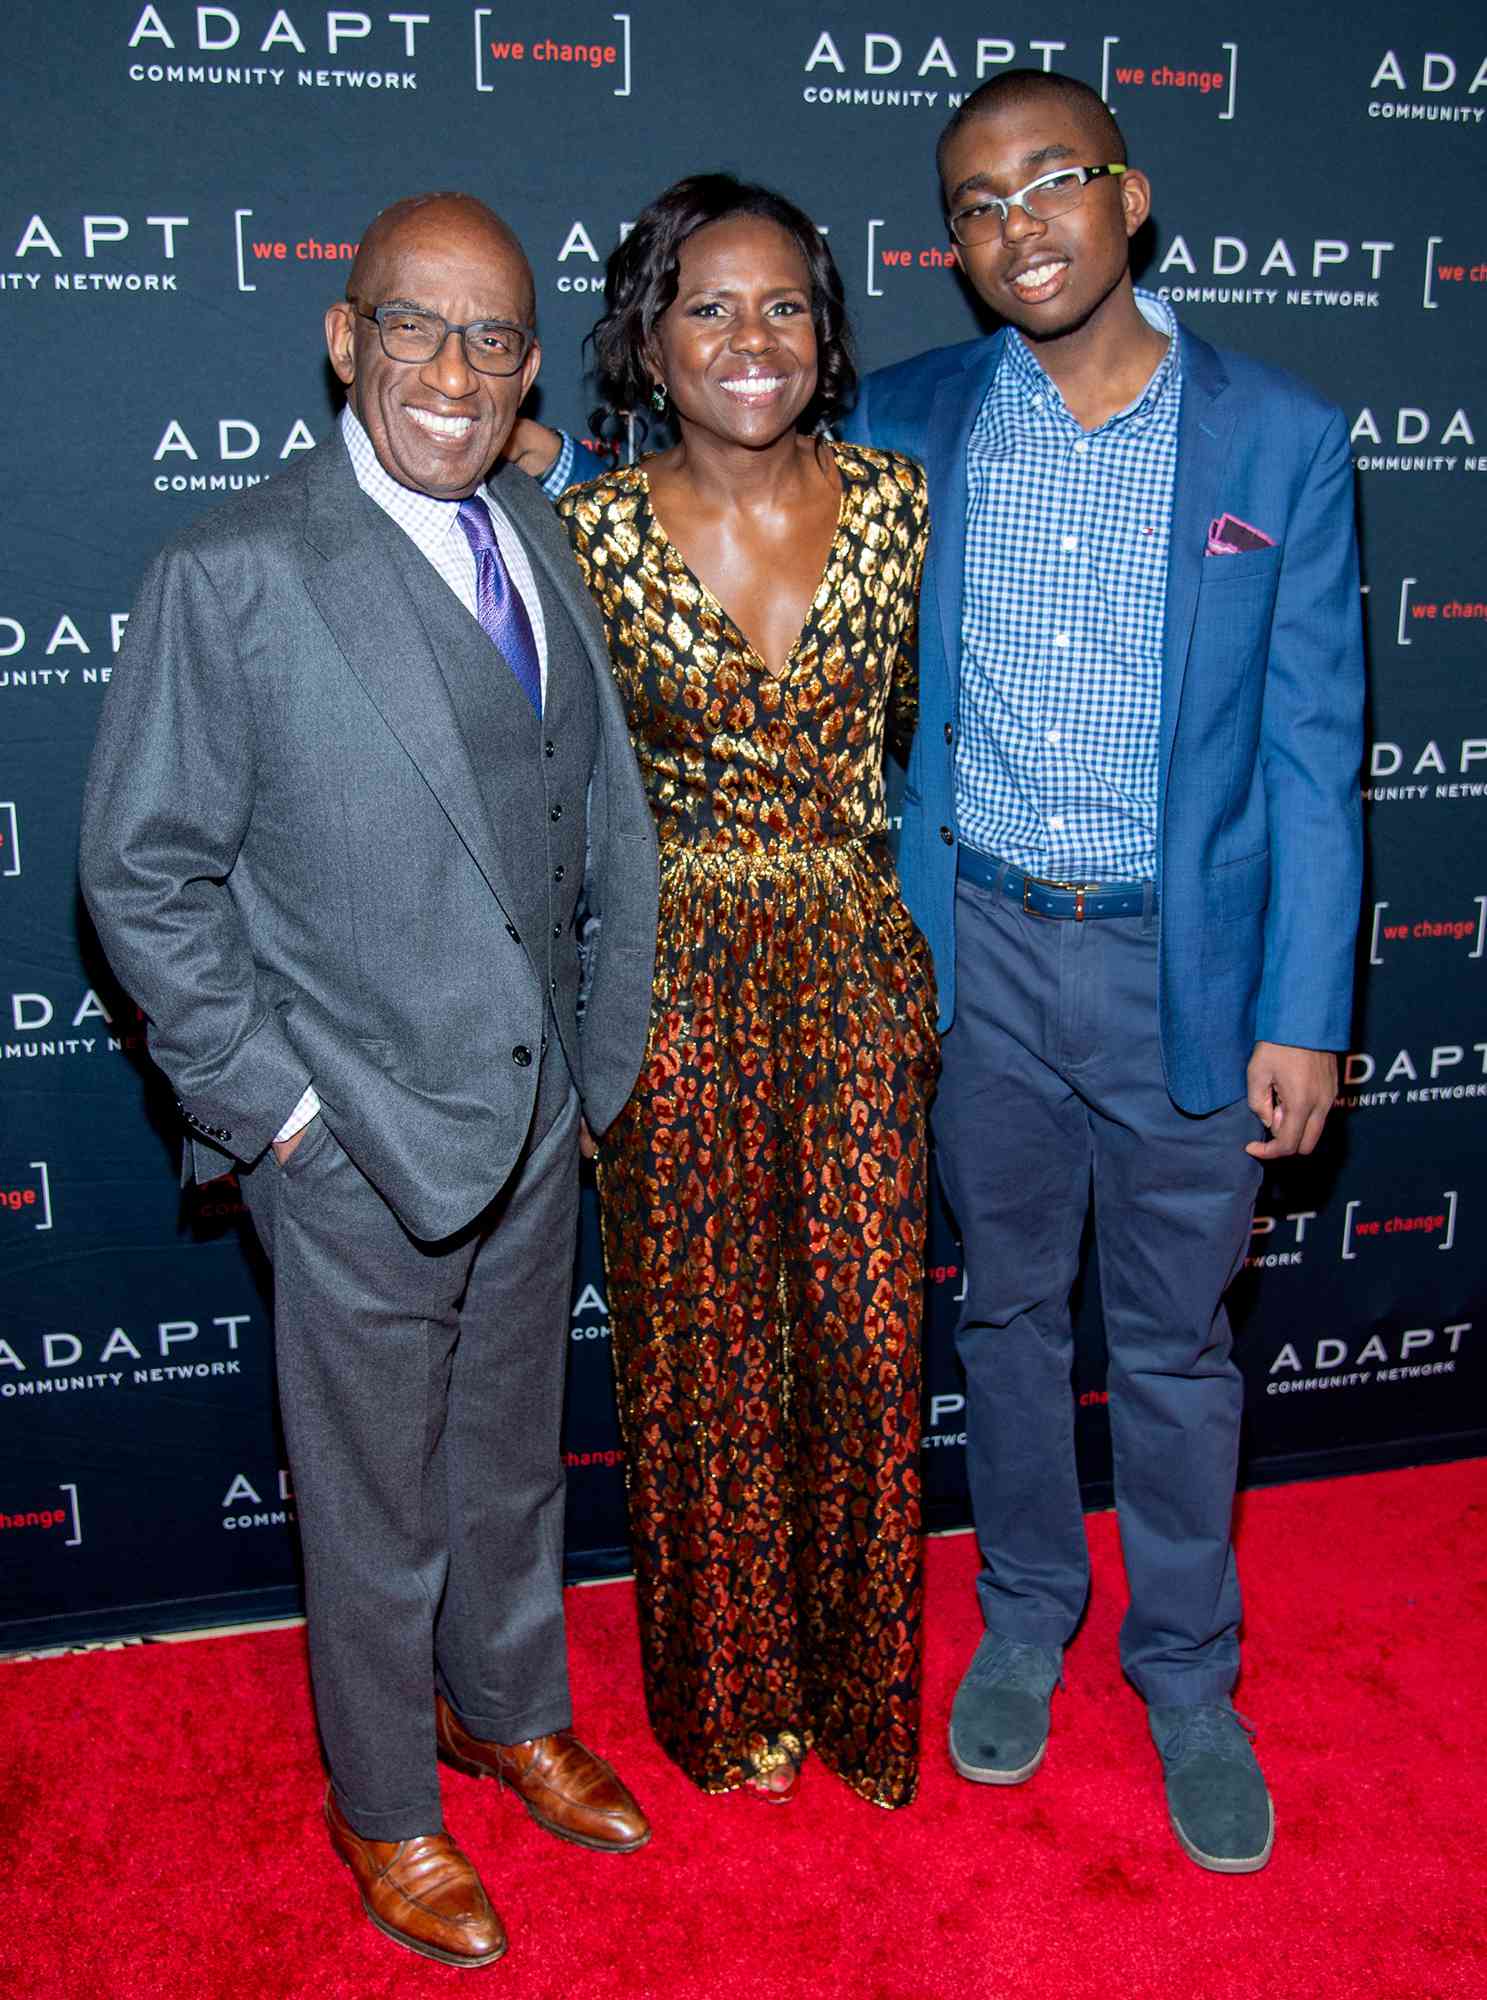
{"left": 1206, "top": 512, "right": 1276, "bottom": 556}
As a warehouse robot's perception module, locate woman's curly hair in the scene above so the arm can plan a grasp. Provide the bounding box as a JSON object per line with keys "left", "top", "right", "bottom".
{"left": 589, "top": 172, "right": 856, "bottom": 438}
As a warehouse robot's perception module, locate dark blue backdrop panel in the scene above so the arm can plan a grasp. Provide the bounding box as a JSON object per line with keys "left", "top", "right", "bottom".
{"left": 2, "top": 2, "right": 1483, "bottom": 1646}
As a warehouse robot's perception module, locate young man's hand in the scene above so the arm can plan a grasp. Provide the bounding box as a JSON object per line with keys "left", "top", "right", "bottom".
{"left": 1245, "top": 1043, "right": 1337, "bottom": 1159}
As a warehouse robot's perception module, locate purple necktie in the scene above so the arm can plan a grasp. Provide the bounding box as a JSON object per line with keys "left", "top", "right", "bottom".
{"left": 456, "top": 497, "right": 542, "bottom": 715}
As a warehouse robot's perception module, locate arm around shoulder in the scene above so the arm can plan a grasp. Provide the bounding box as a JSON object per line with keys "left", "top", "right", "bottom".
{"left": 506, "top": 418, "right": 614, "bottom": 498}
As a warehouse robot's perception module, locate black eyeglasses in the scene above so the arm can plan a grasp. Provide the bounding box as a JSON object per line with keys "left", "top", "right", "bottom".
{"left": 352, "top": 301, "right": 535, "bottom": 377}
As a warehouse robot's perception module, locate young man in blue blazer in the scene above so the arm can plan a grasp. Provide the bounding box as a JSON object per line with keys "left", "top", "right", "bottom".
{"left": 844, "top": 71, "right": 1363, "bottom": 1872}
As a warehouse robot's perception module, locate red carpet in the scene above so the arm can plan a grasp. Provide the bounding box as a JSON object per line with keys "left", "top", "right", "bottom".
{"left": 4, "top": 1462, "right": 1483, "bottom": 1999}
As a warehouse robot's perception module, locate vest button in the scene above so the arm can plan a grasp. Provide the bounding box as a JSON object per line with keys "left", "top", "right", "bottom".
{"left": 544, "top": 739, "right": 556, "bottom": 758}
{"left": 505, "top": 922, "right": 520, "bottom": 942}
{"left": 512, "top": 1045, "right": 533, "bottom": 1067}
{"left": 552, "top": 924, "right": 563, "bottom": 938}
{"left": 940, "top": 825, "right": 955, "bottom": 845}
{"left": 553, "top": 864, "right": 565, "bottom": 882}
{"left": 550, "top": 802, "right": 563, "bottom": 822}
{"left": 944, "top": 722, "right": 954, "bottom": 743}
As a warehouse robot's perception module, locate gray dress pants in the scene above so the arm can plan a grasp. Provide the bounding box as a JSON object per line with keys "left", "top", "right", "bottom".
{"left": 241, "top": 1036, "right": 580, "bottom": 1837}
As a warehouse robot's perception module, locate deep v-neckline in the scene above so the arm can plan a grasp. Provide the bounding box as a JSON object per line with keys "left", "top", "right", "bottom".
{"left": 640, "top": 452, "right": 851, "bottom": 683}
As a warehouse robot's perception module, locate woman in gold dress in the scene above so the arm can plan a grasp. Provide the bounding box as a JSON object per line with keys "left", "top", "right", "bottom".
{"left": 556, "top": 176, "right": 937, "bottom": 1808}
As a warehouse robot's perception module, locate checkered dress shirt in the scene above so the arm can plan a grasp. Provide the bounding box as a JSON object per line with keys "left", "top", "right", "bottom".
{"left": 956, "top": 289, "right": 1181, "bottom": 881}
{"left": 273, "top": 408, "right": 552, "bottom": 1145}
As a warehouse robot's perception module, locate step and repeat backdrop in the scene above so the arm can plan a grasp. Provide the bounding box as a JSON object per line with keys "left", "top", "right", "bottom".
{"left": 2, "top": 1, "right": 1483, "bottom": 1648}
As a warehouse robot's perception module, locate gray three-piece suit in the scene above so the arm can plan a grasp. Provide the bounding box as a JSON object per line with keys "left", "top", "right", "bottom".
{"left": 80, "top": 431, "right": 658, "bottom": 1835}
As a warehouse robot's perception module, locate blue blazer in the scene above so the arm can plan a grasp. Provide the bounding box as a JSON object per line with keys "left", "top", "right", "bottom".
{"left": 843, "top": 324, "right": 1364, "bottom": 1114}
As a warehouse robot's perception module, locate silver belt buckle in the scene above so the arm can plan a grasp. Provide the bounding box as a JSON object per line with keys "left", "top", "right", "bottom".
{"left": 1023, "top": 873, "right": 1098, "bottom": 921}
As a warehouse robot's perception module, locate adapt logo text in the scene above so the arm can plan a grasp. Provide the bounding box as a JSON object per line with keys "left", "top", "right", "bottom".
{"left": 2, "top": 210, "right": 188, "bottom": 297}
{"left": 800, "top": 25, "right": 1072, "bottom": 108}
{"left": 1156, "top": 231, "right": 1397, "bottom": 311}
{"left": 1266, "top": 1320, "right": 1471, "bottom": 1395}
{"left": 1338, "top": 1044, "right": 1487, "bottom": 1112}
{"left": 151, "top": 413, "right": 317, "bottom": 493}
{"left": 1245, "top": 1205, "right": 1316, "bottom": 1270}
{"left": 570, "top": 1280, "right": 610, "bottom": 1343}
{"left": 1354, "top": 403, "right": 1485, "bottom": 476}
{"left": 1361, "top": 735, "right": 1487, "bottom": 804}
{"left": 0, "top": 615, "right": 130, "bottom": 692}
{"left": 0, "top": 1312, "right": 255, "bottom": 1400}
{"left": 126, "top": 5, "right": 428, "bottom": 90}
{"left": 222, "top": 1467, "right": 296, "bottom": 1530}
{"left": 550, "top": 217, "right": 634, "bottom": 296}
{"left": 1367, "top": 47, "right": 1487, "bottom": 123}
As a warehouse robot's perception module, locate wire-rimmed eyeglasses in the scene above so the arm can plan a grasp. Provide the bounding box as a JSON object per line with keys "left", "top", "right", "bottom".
{"left": 948, "top": 164, "right": 1127, "bottom": 248}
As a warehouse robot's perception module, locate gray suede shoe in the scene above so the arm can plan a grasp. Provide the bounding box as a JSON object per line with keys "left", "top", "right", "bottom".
{"left": 948, "top": 1634, "right": 1062, "bottom": 1784}
{"left": 1148, "top": 1703, "right": 1275, "bottom": 1873}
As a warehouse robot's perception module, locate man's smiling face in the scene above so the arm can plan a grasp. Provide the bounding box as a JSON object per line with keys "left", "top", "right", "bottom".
{"left": 325, "top": 198, "right": 540, "bottom": 500}
{"left": 941, "top": 98, "right": 1149, "bottom": 345}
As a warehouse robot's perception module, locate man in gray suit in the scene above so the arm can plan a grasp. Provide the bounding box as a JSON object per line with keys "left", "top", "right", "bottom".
{"left": 80, "top": 193, "right": 659, "bottom": 1971}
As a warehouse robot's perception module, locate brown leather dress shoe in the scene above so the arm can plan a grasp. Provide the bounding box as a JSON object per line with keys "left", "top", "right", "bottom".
{"left": 325, "top": 1787, "right": 507, "bottom": 1969}
{"left": 435, "top": 1693, "right": 651, "bottom": 1854}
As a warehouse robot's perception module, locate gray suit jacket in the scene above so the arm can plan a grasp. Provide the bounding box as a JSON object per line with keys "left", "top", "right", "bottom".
{"left": 80, "top": 430, "right": 658, "bottom": 1242}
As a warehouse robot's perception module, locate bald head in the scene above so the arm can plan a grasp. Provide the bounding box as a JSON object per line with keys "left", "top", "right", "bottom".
{"left": 348, "top": 192, "right": 536, "bottom": 327}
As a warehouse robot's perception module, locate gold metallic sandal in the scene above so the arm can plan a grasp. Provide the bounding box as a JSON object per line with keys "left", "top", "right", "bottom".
{"left": 747, "top": 1730, "right": 804, "bottom": 1804}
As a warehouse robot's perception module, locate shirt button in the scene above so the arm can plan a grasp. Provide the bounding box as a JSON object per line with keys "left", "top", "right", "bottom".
{"left": 1061, "top": 534, "right": 1078, "bottom": 553}
{"left": 550, "top": 802, "right": 563, "bottom": 822}
{"left": 1053, "top": 633, "right": 1069, "bottom": 649}
{"left": 1049, "top": 816, "right": 1066, "bottom": 832}
{"left": 512, "top": 1045, "right": 533, "bottom": 1067}
{"left": 940, "top": 825, "right": 955, "bottom": 846}
{"left": 553, "top": 864, "right": 565, "bottom": 883}
{"left": 1073, "top": 439, "right": 1089, "bottom": 456}
{"left": 1047, "top": 728, "right": 1061, "bottom": 747}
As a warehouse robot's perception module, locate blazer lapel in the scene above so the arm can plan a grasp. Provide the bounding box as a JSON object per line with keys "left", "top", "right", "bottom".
{"left": 928, "top": 333, "right": 1005, "bottom": 717}
{"left": 1159, "top": 332, "right": 1236, "bottom": 802}
{"left": 300, "top": 434, "right": 523, "bottom": 916}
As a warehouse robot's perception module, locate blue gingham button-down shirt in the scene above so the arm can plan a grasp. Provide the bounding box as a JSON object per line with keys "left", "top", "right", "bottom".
{"left": 956, "top": 289, "right": 1181, "bottom": 881}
